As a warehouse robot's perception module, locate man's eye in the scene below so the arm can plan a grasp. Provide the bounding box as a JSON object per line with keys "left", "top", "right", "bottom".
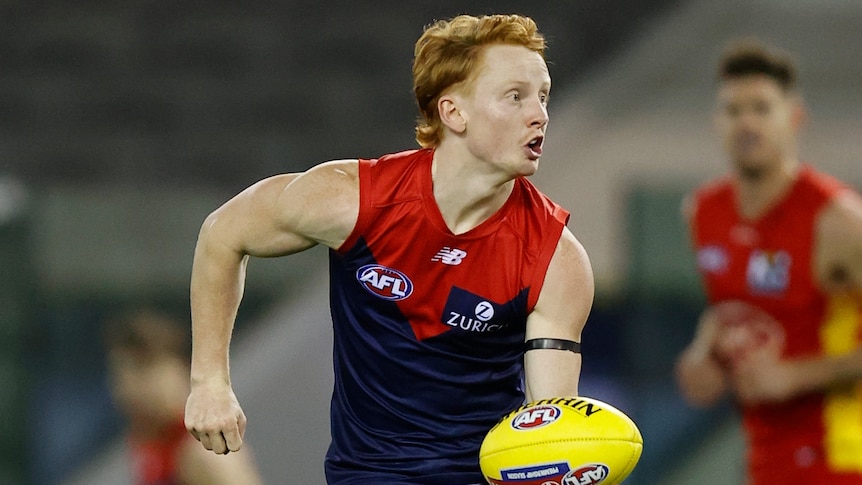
{"left": 754, "top": 102, "right": 771, "bottom": 115}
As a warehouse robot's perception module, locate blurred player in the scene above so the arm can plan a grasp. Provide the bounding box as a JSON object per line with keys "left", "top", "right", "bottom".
{"left": 184, "top": 13, "right": 595, "bottom": 484}
{"left": 675, "top": 39, "right": 862, "bottom": 484}
{"left": 105, "top": 308, "right": 263, "bottom": 485}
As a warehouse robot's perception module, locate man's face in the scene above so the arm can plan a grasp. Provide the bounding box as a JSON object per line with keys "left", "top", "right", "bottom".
{"left": 108, "top": 348, "right": 188, "bottom": 427}
{"left": 452, "top": 44, "right": 551, "bottom": 177}
{"left": 714, "top": 75, "right": 801, "bottom": 180}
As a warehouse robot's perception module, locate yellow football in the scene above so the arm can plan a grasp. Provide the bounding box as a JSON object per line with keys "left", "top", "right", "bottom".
{"left": 479, "top": 396, "right": 643, "bottom": 485}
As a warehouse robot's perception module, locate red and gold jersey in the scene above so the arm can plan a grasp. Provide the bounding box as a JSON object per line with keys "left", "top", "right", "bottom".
{"left": 691, "top": 164, "right": 862, "bottom": 484}
{"left": 129, "top": 420, "right": 188, "bottom": 485}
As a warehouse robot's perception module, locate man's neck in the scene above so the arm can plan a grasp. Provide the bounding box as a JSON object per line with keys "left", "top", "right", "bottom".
{"left": 735, "top": 157, "right": 801, "bottom": 220}
{"left": 430, "top": 146, "right": 515, "bottom": 235}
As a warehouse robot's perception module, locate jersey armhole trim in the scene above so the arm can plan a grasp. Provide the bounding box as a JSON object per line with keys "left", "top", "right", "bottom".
{"left": 526, "top": 207, "right": 570, "bottom": 311}
{"left": 336, "top": 158, "right": 374, "bottom": 254}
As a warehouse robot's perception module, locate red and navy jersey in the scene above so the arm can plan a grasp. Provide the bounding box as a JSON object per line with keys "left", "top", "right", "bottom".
{"left": 691, "top": 165, "right": 862, "bottom": 484}
{"left": 325, "top": 148, "right": 569, "bottom": 484}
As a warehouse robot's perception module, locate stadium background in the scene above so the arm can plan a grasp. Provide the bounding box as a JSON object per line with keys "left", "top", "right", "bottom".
{"left": 1, "top": 0, "right": 860, "bottom": 483}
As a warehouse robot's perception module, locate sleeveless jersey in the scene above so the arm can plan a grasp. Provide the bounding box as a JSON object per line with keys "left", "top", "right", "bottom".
{"left": 325, "top": 148, "right": 569, "bottom": 484}
{"left": 691, "top": 164, "right": 862, "bottom": 484}
{"left": 129, "top": 420, "right": 188, "bottom": 485}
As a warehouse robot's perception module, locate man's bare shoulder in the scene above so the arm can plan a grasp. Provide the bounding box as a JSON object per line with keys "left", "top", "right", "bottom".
{"left": 819, "top": 190, "right": 862, "bottom": 238}
{"left": 816, "top": 189, "right": 862, "bottom": 293}
{"left": 291, "top": 159, "right": 359, "bottom": 196}
{"left": 273, "top": 159, "right": 360, "bottom": 249}
{"left": 536, "top": 228, "right": 594, "bottom": 314}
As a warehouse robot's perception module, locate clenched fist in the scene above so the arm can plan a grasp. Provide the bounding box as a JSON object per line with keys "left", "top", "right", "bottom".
{"left": 184, "top": 380, "right": 247, "bottom": 455}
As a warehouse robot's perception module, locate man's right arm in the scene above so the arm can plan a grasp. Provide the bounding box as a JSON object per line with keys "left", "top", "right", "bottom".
{"left": 675, "top": 192, "right": 729, "bottom": 407}
{"left": 185, "top": 161, "right": 359, "bottom": 455}
{"left": 185, "top": 173, "right": 301, "bottom": 455}
{"left": 675, "top": 308, "right": 730, "bottom": 407}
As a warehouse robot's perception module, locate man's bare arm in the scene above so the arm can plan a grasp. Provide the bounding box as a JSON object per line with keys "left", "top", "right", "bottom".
{"left": 523, "top": 228, "right": 594, "bottom": 402}
{"left": 185, "top": 161, "right": 359, "bottom": 454}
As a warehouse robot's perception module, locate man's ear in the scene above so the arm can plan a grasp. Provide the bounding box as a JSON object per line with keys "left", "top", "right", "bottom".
{"left": 790, "top": 95, "right": 807, "bottom": 132}
{"left": 438, "top": 94, "right": 467, "bottom": 134}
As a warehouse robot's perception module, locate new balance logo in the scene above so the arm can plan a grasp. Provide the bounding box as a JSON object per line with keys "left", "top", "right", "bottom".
{"left": 431, "top": 247, "right": 467, "bottom": 265}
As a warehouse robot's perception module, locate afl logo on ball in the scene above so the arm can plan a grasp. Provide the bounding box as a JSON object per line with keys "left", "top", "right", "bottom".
{"left": 563, "top": 464, "right": 609, "bottom": 485}
{"left": 356, "top": 264, "right": 414, "bottom": 301}
{"left": 511, "top": 405, "right": 561, "bottom": 430}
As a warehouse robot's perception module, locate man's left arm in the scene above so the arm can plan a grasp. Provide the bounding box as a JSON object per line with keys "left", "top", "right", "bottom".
{"left": 523, "top": 227, "right": 594, "bottom": 402}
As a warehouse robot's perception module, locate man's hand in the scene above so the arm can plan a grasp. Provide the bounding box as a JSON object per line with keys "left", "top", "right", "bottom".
{"left": 730, "top": 338, "right": 799, "bottom": 404}
{"left": 675, "top": 305, "right": 732, "bottom": 407}
{"left": 184, "top": 380, "right": 247, "bottom": 455}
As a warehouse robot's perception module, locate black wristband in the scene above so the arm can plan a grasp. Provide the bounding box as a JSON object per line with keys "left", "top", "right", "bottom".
{"left": 524, "top": 338, "right": 581, "bottom": 353}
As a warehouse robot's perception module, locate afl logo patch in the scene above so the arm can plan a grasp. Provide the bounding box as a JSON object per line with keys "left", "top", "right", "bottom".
{"left": 356, "top": 264, "right": 414, "bottom": 301}
{"left": 511, "top": 405, "right": 561, "bottom": 430}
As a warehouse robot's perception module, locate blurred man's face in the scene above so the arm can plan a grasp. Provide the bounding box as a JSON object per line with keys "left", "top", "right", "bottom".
{"left": 108, "top": 349, "right": 188, "bottom": 429}
{"left": 714, "top": 75, "right": 802, "bottom": 180}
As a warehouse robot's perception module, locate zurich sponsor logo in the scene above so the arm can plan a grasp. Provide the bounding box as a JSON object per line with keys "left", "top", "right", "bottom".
{"left": 562, "top": 464, "right": 609, "bottom": 485}
{"left": 442, "top": 290, "right": 507, "bottom": 333}
{"left": 356, "top": 264, "right": 413, "bottom": 301}
{"left": 474, "top": 301, "right": 495, "bottom": 321}
{"left": 511, "top": 405, "right": 561, "bottom": 430}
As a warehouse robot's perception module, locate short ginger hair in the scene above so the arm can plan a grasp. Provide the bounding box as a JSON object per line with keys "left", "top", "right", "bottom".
{"left": 412, "top": 14, "right": 547, "bottom": 148}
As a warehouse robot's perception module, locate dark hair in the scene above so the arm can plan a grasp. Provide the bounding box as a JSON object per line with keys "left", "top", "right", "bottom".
{"left": 103, "top": 308, "right": 190, "bottom": 361}
{"left": 718, "top": 38, "right": 797, "bottom": 91}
